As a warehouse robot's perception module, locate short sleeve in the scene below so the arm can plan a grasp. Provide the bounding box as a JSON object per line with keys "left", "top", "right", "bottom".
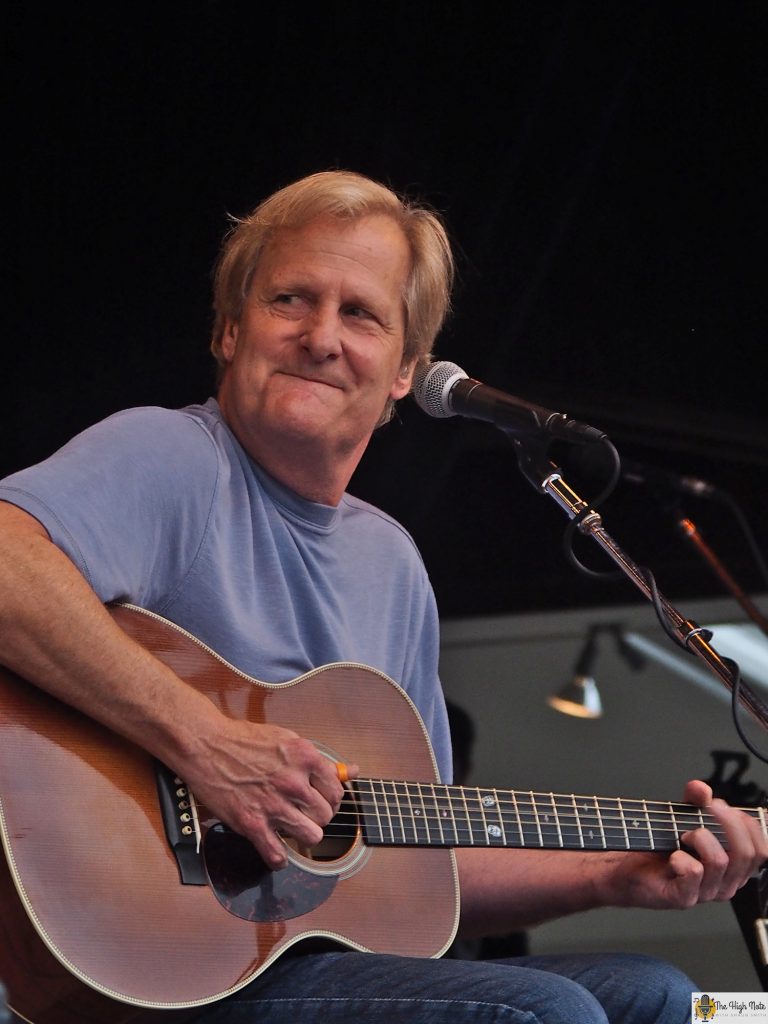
{"left": 0, "top": 407, "right": 221, "bottom": 608}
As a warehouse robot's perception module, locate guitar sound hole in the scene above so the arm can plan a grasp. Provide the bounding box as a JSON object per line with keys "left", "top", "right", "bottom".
{"left": 285, "top": 791, "right": 359, "bottom": 862}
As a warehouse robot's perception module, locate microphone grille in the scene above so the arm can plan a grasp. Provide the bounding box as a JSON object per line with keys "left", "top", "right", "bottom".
{"left": 412, "top": 360, "right": 468, "bottom": 418}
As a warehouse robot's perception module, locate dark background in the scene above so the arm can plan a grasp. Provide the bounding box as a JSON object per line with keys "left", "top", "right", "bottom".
{"left": 7, "top": 2, "right": 768, "bottom": 622}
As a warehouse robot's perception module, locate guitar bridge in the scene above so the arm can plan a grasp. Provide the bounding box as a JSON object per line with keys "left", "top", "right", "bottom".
{"left": 154, "top": 760, "right": 207, "bottom": 885}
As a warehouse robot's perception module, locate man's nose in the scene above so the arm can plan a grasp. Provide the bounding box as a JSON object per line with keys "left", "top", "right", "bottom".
{"left": 301, "top": 306, "right": 342, "bottom": 360}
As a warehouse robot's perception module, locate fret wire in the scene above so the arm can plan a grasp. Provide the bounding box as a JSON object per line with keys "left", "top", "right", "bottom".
{"left": 390, "top": 781, "right": 407, "bottom": 844}
{"left": 570, "top": 793, "right": 585, "bottom": 848}
{"left": 481, "top": 787, "right": 500, "bottom": 845}
{"left": 429, "top": 783, "right": 445, "bottom": 844}
{"left": 381, "top": 779, "right": 395, "bottom": 843}
{"left": 535, "top": 793, "right": 560, "bottom": 845}
{"left": 379, "top": 782, "right": 393, "bottom": 841}
{"left": 667, "top": 802, "right": 681, "bottom": 850}
{"left": 403, "top": 782, "right": 419, "bottom": 844}
{"left": 444, "top": 789, "right": 456, "bottom": 844}
{"left": 549, "top": 792, "right": 564, "bottom": 848}
{"left": 595, "top": 796, "right": 608, "bottom": 848}
{"left": 509, "top": 788, "right": 524, "bottom": 846}
{"left": 476, "top": 787, "right": 489, "bottom": 845}
{"left": 616, "top": 798, "right": 630, "bottom": 850}
{"left": 530, "top": 791, "right": 544, "bottom": 846}
{"left": 604, "top": 797, "right": 623, "bottom": 847}
{"left": 458, "top": 784, "right": 475, "bottom": 845}
{"left": 495, "top": 786, "right": 507, "bottom": 843}
{"left": 437, "top": 784, "right": 458, "bottom": 845}
{"left": 642, "top": 799, "right": 654, "bottom": 850}
{"left": 368, "top": 780, "right": 384, "bottom": 843}
{"left": 498, "top": 788, "right": 509, "bottom": 845}
{"left": 375, "top": 779, "right": 390, "bottom": 843}
{"left": 385, "top": 782, "right": 398, "bottom": 843}
{"left": 515, "top": 792, "right": 537, "bottom": 847}
{"left": 444, "top": 786, "right": 462, "bottom": 844}
{"left": 416, "top": 782, "right": 430, "bottom": 843}
{"left": 496, "top": 787, "right": 512, "bottom": 844}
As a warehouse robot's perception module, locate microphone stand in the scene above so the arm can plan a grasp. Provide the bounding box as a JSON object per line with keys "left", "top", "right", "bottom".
{"left": 513, "top": 437, "right": 768, "bottom": 733}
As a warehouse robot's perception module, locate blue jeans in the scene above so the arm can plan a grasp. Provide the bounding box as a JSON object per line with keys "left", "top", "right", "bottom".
{"left": 191, "top": 949, "right": 695, "bottom": 1023}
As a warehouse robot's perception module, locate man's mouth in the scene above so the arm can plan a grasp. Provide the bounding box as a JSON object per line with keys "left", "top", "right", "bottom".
{"left": 281, "top": 371, "right": 344, "bottom": 390}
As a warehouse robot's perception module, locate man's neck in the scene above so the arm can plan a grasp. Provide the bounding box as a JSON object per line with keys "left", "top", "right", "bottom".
{"left": 250, "top": 448, "right": 352, "bottom": 506}
{"left": 219, "top": 411, "right": 366, "bottom": 506}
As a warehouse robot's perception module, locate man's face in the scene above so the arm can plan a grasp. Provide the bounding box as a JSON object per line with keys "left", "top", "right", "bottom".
{"left": 217, "top": 214, "right": 414, "bottom": 471}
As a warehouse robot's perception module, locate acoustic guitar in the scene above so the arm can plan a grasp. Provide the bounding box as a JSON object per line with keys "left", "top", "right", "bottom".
{"left": 1, "top": 604, "right": 765, "bottom": 1023}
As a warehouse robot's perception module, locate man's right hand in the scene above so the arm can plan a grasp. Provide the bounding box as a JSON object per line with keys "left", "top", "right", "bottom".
{"left": 181, "top": 717, "right": 353, "bottom": 870}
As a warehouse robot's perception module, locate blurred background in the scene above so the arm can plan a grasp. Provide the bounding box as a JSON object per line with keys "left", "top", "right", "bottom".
{"left": 7, "top": 0, "right": 768, "bottom": 991}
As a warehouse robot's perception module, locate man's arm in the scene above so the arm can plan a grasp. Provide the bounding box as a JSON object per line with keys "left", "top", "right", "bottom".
{"left": 0, "top": 500, "right": 345, "bottom": 870}
{"left": 456, "top": 779, "right": 768, "bottom": 937}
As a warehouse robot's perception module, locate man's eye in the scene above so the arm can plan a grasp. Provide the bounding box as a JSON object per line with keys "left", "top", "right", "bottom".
{"left": 273, "top": 294, "right": 311, "bottom": 314}
{"left": 345, "top": 306, "right": 372, "bottom": 320}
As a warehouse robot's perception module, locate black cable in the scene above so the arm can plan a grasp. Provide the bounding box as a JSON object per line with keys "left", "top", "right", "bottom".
{"left": 643, "top": 564, "right": 768, "bottom": 765}
{"left": 727, "top": 656, "right": 768, "bottom": 766}
{"left": 562, "top": 437, "right": 625, "bottom": 580}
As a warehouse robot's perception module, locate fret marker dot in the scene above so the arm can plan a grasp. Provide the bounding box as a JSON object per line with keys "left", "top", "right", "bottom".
{"left": 482, "top": 796, "right": 496, "bottom": 808}
{"left": 487, "top": 825, "right": 502, "bottom": 838}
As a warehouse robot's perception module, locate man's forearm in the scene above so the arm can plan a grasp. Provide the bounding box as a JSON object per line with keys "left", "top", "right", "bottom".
{"left": 455, "top": 846, "right": 606, "bottom": 937}
{"left": 0, "top": 502, "right": 217, "bottom": 769}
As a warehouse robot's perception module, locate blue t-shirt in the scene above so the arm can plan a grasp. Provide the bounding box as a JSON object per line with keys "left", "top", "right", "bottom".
{"left": 0, "top": 398, "right": 452, "bottom": 781}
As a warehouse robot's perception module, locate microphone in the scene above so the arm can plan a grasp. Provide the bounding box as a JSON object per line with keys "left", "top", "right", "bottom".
{"left": 412, "top": 361, "right": 607, "bottom": 444}
{"left": 620, "top": 459, "right": 718, "bottom": 498}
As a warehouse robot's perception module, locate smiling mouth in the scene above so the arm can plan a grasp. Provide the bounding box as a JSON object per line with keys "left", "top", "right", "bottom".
{"left": 282, "top": 372, "right": 344, "bottom": 390}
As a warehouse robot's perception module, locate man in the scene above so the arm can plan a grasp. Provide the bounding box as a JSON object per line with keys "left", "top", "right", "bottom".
{"left": 0, "top": 170, "right": 765, "bottom": 1023}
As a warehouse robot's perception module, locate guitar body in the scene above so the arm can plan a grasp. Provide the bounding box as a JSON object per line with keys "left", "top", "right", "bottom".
{"left": 0, "top": 605, "right": 459, "bottom": 1023}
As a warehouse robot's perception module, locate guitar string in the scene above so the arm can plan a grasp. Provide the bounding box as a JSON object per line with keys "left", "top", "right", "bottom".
{"left": 313, "top": 785, "right": 746, "bottom": 844}
{"left": 343, "top": 781, "right": 762, "bottom": 816}
{"left": 330, "top": 799, "right": 729, "bottom": 825}
{"left": 320, "top": 811, "right": 731, "bottom": 842}
{"left": 312, "top": 822, "right": 729, "bottom": 847}
{"left": 350, "top": 784, "right": 753, "bottom": 825}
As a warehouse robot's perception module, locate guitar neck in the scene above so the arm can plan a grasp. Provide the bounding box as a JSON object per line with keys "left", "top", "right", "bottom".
{"left": 353, "top": 779, "right": 767, "bottom": 853}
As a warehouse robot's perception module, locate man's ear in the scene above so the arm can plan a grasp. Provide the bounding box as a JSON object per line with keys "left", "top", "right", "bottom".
{"left": 220, "top": 320, "right": 239, "bottom": 363}
{"left": 390, "top": 360, "right": 415, "bottom": 401}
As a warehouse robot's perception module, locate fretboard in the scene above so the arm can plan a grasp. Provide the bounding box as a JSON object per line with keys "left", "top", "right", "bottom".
{"left": 351, "top": 779, "right": 766, "bottom": 853}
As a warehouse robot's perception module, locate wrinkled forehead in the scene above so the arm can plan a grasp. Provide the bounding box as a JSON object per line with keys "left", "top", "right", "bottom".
{"left": 254, "top": 214, "right": 412, "bottom": 303}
